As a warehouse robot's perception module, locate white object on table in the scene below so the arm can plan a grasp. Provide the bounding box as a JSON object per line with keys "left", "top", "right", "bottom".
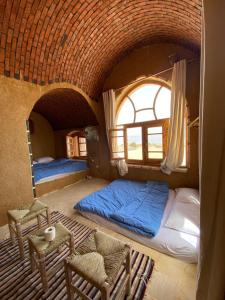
{"left": 44, "top": 226, "right": 56, "bottom": 242}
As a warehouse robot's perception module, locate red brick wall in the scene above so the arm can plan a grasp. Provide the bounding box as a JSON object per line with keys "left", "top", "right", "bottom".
{"left": 0, "top": 0, "right": 202, "bottom": 98}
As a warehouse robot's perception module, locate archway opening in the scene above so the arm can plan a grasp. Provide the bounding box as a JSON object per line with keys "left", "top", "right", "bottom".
{"left": 27, "top": 88, "right": 98, "bottom": 197}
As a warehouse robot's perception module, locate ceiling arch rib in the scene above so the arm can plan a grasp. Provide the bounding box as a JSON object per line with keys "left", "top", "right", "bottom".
{"left": 0, "top": 0, "right": 202, "bottom": 98}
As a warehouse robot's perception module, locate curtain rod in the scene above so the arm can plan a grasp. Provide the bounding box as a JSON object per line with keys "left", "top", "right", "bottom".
{"left": 115, "top": 58, "right": 197, "bottom": 92}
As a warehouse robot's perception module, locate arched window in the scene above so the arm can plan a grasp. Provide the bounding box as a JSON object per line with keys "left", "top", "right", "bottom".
{"left": 117, "top": 83, "right": 171, "bottom": 125}
{"left": 110, "top": 81, "right": 187, "bottom": 166}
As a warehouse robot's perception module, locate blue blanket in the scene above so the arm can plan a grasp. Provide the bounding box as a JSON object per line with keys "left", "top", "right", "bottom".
{"left": 75, "top": 179, "right": 169, "bottom": 237}
{"left": 33, "top": 159, "right": 88, "bottom": 183}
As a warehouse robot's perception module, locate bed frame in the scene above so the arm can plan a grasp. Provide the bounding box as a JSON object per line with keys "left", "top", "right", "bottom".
{"left": 35, "top": 170, "right": 89, "bottom": 197}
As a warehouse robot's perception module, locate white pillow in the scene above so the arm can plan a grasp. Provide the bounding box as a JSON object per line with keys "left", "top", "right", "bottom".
{"left": 36, "top": 157, "right": 54, "bottom": 163}
{"left": 175, "top": 188, "right": 200, "bottom": 205}
{"left": 165, "top": 201, "right": 200, "bottom": 236}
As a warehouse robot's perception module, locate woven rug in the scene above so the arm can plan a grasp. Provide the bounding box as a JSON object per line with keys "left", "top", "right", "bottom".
{"left": 0, "top": 211, "right": 154, "bottom": 300}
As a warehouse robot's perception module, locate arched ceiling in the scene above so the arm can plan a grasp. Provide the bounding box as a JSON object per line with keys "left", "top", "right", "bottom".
{"left": 33, "top": 88, "right": 98, "bottom": 130}
{"left": 0, "top": 0, "right": 202, "bottom": 98}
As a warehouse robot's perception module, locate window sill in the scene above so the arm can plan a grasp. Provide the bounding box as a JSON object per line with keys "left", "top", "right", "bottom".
{"left": 111, "top": 160, "right": 188, "bottom": 173}
{"left": 127, "top": 164, "right": 188, "bottom": 173}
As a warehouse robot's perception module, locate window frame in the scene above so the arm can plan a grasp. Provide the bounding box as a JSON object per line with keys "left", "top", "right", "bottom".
{"left": 66, "top": 131, "right": 87, "bottom": 159}
{"left": 110, "top": 119, "right": 169, "bottom": 166}
{"left": 116, "top": 81, "right": 171, "bottom": 126}
{"left": 113, "top": 79, "right": 189, "bottom": 168}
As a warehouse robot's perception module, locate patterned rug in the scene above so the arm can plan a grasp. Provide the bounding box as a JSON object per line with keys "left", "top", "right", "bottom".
{"left": 0, "top": 211, "right": 154, "bottom": 300}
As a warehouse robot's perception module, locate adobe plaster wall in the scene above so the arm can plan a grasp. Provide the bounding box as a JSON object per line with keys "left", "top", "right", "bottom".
{"left": 30, "top": 111, "right": 55, "bottom": 160}
{"left": 196, "top": 1, "right": 225, "bottom": 299}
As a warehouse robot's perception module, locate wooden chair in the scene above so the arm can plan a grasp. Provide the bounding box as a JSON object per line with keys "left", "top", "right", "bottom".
{"left": 64, "top": 230, "right": 131, "bottom": 300}
{"left": 7, "top": 200, "right": 51, "bottom": 258}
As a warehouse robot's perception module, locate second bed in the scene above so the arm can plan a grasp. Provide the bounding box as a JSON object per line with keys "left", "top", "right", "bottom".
{"left": 75, "top": 179, "right": 200, "bottom": 263}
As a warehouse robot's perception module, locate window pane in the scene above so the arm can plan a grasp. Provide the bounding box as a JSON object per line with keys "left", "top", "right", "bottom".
{"left": 155, "top": 87, "right": 171, "bottom": 119}
{"left": 80, "top": 151, "right": 87, "bottom": 156}
{"left": 112, "top": 152, "right": 124, "bottom": 159}
{"left": 135, "top": 109, "right": 155, "bottom": 122}
{"left": 129, "top": 84, "right": 160, "bottom": 110}
{"left": 148, "top": 152, "right": 163, "bottom": 159}
{"left": 127, "top": 127, "right": 142, "bottom": 160}
{"left": 117, "top": 98, "right": 134, "bottom": 125}
{"left": 79, "top": 137, "right": 86, "bottom": 143}
{"left": 112, "top": 137, "right": 124, "bottom": 153}
{"left": 148, "top": 134, "right": 163, "bottom": 151}
{"left": 111, "top": 130, "right": 124, "bottom": 137}
{"left": 79, "top": 143, "right": 86, "bottom": 151}
{"left": 148, "top": 126, "right": 162, "bottom": 134}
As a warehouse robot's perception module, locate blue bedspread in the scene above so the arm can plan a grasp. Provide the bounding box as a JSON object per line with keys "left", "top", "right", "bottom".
{"left": 75, "top": 179, "right": 169, "bottom": 237}
{"left": 33, "top": 159, "right": 88, "bottom": 183}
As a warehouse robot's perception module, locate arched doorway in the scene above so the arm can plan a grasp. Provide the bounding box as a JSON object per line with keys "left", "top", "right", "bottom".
{"left": 27, "top": 88, "right": 98, "bottom": 197}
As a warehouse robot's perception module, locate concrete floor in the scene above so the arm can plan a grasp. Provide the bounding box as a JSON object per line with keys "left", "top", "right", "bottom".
{"left": 0, "top": 178, "right": 197, "bottom": 300}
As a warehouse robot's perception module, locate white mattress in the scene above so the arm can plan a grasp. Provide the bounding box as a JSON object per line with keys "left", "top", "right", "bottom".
{"left": 79, "top": 190, "right": 199, "bottom": 263}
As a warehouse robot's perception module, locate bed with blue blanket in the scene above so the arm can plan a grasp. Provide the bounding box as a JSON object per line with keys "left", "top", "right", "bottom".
{"left": 75, "top": 179, "right": 200, "bottom": 263}
{"left": 34, "top": 158, "right": 88, "bottom": 184}
{"left": 34, "top": 158, "right": 89, "bottom": 197}
{"left": 75, "top": 179, "right": 169, "bottom": 238}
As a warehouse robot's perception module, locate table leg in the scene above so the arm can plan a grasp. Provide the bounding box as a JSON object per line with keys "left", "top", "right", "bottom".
{"left": 39, "top": 254, "right": 48, "bottom": 291}
{"left": 46, "top": 208, "right": 51, "bottom": 225}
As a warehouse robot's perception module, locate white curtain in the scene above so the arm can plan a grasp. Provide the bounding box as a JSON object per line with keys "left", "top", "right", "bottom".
{"left": 161, "top": 59, "right": 186, "bottom": 174}
{"left": 102, "top": 90, "right": 128, "bottom": 176}
{"left": 102, "top": 89, "right": 115, "bottom": 144}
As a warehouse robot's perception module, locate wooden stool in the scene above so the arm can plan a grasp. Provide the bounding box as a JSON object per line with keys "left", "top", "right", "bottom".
{"left": 64, "top": 230, "right": 131, "bottom": 300}
{"left": 7, "top": 200, "right": 51, "bottom": 258}
{"left": 28, "top": 222, "right": 74, "bottom": 291}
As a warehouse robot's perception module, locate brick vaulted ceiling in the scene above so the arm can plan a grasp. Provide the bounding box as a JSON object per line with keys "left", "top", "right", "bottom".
{"left": 0, "top": 0, "right": 202, "bottom": 98}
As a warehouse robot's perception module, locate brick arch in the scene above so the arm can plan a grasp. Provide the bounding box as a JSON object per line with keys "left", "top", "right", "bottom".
{"left": 0, "top": 0, "right": 202, "bottom": 98}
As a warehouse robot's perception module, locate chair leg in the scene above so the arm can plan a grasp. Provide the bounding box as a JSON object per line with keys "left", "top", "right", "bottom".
{"left": 7, "top": 215, "right": 15, "bottom": 245}
{"left": 15, "top": 222, "right": 24, "bottom": 258}
{"left": 46, "top": 208, "right": 51, "bottom": 225}
{"left": 39, "top": 254, "right": 48, "bottom": 291}
{"left": 37, "top": 214, "right": 41, "bottom": 229}
{"left": 69, "top": 234, "right": 74, "bottom": 255}
{"left": 101, "top": 283, "right": 110, "bottom": 300}
{"left": 126, "top": 249, "right": 131, "bottom": 297}
{"left": 29, "top": 240, "right": 35, "bottom": 272}
{"left": 64, "top": 261, "right": 73, "bottom": 300}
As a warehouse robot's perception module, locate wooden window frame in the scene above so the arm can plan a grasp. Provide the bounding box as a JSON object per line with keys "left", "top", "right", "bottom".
{"left": 78, "top": 136, "right": 87, "bottom": 158}
{"left": 124, "top": 119, "right": 169, "bottom": 166}
{"left": 109, "top": 128, "right": 125, "bottom": 159}
{"left": 66, "top": 131, "right": 87, "bottom": 159}
{"left": 114, "top": 80, "right": 189, "bottom": 168}
{"left": 110, "top": 119, "right": 169, "bottom": 166}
